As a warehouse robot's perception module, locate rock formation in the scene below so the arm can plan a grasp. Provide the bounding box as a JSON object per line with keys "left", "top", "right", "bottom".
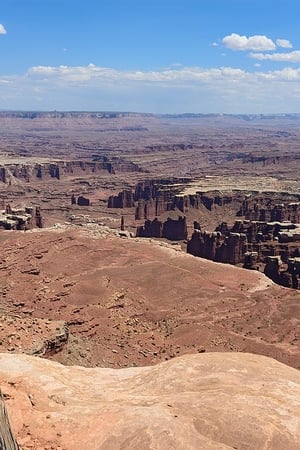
{"left": 0, "top": 158, "right": 143, "bottom": 184}
{"left": 1, "top": 352, "right": 300, "bottom": 449}
{"left": 34, "top": 206, "right": 44, "bottom": 228}
{"left": 187, "top": 219, "right": 300, "bottom": 289}
{"left": 77, "top": 196, "right": 90, "bottom": 206}
{"left": 0, "top": 228, "right": 299, "bottom": 369}
{"left": 264, "top": 255, "right": 300, "bottom": 289}
{"left": 0, "top": 315, "right": 68, "bottom": 357}
{"left": 108, "top": 190, "right": 135, "bottom": 208}
{"left": 187, "top": 229, "right": 247, "bottom": 264}
{"left": 238, "top": 196, "right": 300, "bottom": 223}
{"left": 0, "top": 205, "right": 44, "bottom": 230}
{"left": 136, "top": 216, "right": 187, "bottom": 240}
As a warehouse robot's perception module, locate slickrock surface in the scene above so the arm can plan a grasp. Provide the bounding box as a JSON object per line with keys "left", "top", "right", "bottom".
{"left": 0, "top": 226, "right": 299, "bottom": 369}
{"left": 1, "top": 352, "right": 300, "bottom": 449}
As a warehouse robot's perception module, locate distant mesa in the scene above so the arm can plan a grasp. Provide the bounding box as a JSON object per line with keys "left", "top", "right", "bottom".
{"left": 0, "top": 158, "right": 143, "bottom": 185}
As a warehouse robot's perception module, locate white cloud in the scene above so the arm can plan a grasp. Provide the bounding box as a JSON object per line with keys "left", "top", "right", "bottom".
{"left": 250, "top": 50, "right": 300, "bottom": 63}
{"left": 28, "top": 64, "right": 120, "bottom": 82}
{"left": 211, "top": 42, "right": 218, "bottom": 47}
{"left": 222, "top": 33, "right": 276, "bottom": 51}
{"left": 257, "top": 67, "right": 300, "bottom": 81}
{"left": 2, "top": 63, "right": 300, "bottom": 113}
{"left": 28, "top": 64, "right": 248, "bottom": 84}
{"left": 276, "top": 39, "right": 293, "bottom": 48}
{"left": 0, "top": 24, "right": 7, "bottom": 35}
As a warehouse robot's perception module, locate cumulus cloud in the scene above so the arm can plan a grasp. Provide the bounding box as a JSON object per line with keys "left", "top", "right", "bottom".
{"left": 222, "top": 33, "right": 276, "bottom": 51}
{"left": 0, "top": 24, "right": 7, "bottom": 34}
{"left": 250, "top": 50, "right": 300, "bottom": 63}
{"left": 257, "top": 67, "right": 300, "bottom": 81}
{"left": 2, "top": 63, "right": 300, "bottom": 113}
{"left": 28, "top": 64, "right": 248, "bottom": 84}
{"left": 276, "top": 39, "right": 293, "bottom": 48}
{"left": 26, "top": 63, "right": 300, "bottom": 86}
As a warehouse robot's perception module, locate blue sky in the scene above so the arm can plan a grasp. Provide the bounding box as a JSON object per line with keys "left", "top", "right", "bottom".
{"left": 1, "top": 0, "right": 300, "bottom": 113}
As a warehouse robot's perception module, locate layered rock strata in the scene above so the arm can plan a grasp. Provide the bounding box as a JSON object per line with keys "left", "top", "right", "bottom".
{"left": 136, "top": 216, "right": 187, "bottom": 240}
{"left": 187, "top": 219, "right": 300, "bottom": 288}
{"left": 239, "top": 197, "right": 300, "bottom": 223}
{"left": 0, "top": 158, "right": 142, "bottom": 184}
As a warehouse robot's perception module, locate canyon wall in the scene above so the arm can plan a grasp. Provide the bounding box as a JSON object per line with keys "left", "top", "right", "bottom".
{"left": 136, "top": 216, "right": 187, "bottom": 241}
{"left": 0, "top": 158, "right": 142, "bottom": 184}
{"left": 187, "top": 220, "right": 300, "bottom": 289}
{"left": 238, "top": 197, "right": 300, "bottom": 223}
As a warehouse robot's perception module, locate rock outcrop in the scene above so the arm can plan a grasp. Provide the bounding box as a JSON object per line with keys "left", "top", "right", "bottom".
{"left": 264, "top": 256, "right": 300, "bottom": 289}
{"left": 238, "top": 196, "right": 300, "bottom": 223}
{"left": 0, "top": 315, "right": 69, "bottom": 357}
{"left": 1, "top": 352, "right": 300, "bottom": 449}
{"left": 0, "top": 206, "right": 44, "bottom": 230}
{"left": 0, "top": 158, "right": 143, "bottom": 184}
{"left": 136, "top": 216, "right": 187, "bottom": 240}
{"left": 187, "top": 229, "right": 247, "bottom": 264}
{"left": 77, "top": 196, "right": 90, "bottom": 207}
{"left": 108, "top": 190, "right": 135, "bottom": 208}
{"left": 108, "top": 178, "right": 242, "bottom": 222}
{"left": 187, "top": 219, "right": 300, "bottom": 288}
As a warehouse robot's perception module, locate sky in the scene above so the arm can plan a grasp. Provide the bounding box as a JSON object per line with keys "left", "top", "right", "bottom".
{"left": 1, "top": 0, "right": 300, "bottom": 113}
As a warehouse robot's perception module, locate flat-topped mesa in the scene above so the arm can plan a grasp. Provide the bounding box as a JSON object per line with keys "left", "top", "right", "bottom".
{"left": 133, "top": 178, "right": 191, "bottom": 199}
{"left": 136, "top": 216, "right": 187, "bottom": 241}
{"left": 109, "top": 178, "right": 188, "bottom": 215}
{"left": 243, "top": 153, "right": 300, "bottom": 166}
{"left": 109, "top": 178, "right": 240, "bottom": 224}
{"left": 0, "top": 158, "right": 143, "bottom": 184}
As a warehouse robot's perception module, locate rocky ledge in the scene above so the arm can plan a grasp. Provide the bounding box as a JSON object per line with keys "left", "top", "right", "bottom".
{"left": 0, "top": 315, "right": 68, "bottom": 357}
{"left": 0, "top": 352, "right": 299, "bottom": 449}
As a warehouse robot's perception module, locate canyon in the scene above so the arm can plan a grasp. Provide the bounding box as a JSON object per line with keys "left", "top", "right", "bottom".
{"left": 0, "top": 112, "right": 299, "bottom": 449}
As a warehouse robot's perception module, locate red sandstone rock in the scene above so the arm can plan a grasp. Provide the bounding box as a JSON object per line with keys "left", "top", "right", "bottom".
{"left": 1, "top": 352, "right": 300, "bottom": 449}
{"left": 0, "top": 227, "right": 299, "bottom": 370}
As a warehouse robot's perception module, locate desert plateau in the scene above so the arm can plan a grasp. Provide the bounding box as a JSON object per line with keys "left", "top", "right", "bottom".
{"left": 0, "top": 112, "right": 299, "bottom": 449}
